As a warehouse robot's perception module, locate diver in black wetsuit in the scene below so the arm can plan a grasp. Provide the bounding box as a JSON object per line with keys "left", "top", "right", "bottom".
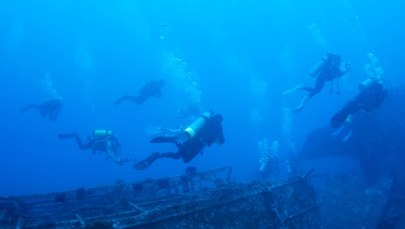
{"left": 58, "top": 129, "right": 128, "bottom": 165}
{"left": 291, "top": 53, "right": 350, "bottom": 113}
{"left": 20, "top": 97, "right": 63, "bottom": 122}
{"left": 331, "top": 78, "right": 387, "bottom": 129}
{"left": 114, "top": 79, "right": 165, "bottom": 105}
{"left": 133, "top": 111, "right": 225, "bottom": 171}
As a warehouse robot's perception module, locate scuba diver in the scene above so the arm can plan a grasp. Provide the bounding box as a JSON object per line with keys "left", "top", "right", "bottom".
{"left": 114, "top": 79, "right": 165, "bottom": 105}
{"left": 332, "top": 52, "right": 387, "bottom": 142}
{"left": 331, "top": 77, "right": 388, "bottom": 129}
{"left": 133, "top": 111, "right": 225, "bottom": 171}
{"left": 20, "top": 97, "right": 63, "bottom": 122}
{"left": 57, "top": 129, "right": 128, "bottom": 165}
{"left": 285, "top": 53, "right": 350, "bottom": 113}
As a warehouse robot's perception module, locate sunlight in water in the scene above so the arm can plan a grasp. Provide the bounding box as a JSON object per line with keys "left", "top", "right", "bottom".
{"left": 41, "top": 72, "right": 60, "bottom": 99}
{"left": 308, "top": 22, "right": 328, "bottom": 51}
{"left": 364, "top": 52, "right": 384, "bottom": 80}
{"left": 161, "top": 50, "right": 203, "bottom": 118}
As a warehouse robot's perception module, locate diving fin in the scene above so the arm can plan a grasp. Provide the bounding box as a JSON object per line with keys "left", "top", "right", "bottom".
{"left": 133, "top": 152, "right": 160, "bottom": 171}
{"left": 292, "top": 95, "right": 310, "bottom": 113}
{"left": 332, "top": 123, "right": 353, "bottom": 143}
{"left": 150, "top": 136, "right": 178, "bottom": 143}
{"left": 57, "top": 133, "right": 78, "bottom": 139}
{"left": 283, "top": 84, "right": 304, "bottom": 95}
{"left": 114, "top": 95, "right": 129, "bottom": 105}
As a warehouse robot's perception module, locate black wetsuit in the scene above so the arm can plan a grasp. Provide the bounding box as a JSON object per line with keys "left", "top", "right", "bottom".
{"left": 331, "top": 80, "right": 387, "bottom": 128}
{"left": 114, "top": 80, "right": 164, "bottom": 105}
{"left": 58, "top": 132, "right": 124, "bottom": 164}
{"left": 20, "top": 98, "right": 63, "bottom": 122}
{"left": 58, "top": 132, "right": 120, "bottom": 152}
{"left": 302, "top": 53, "right": 345, "bottom": 97}
{"left": 134, "top": 114, "right": 225, "bottom": 170}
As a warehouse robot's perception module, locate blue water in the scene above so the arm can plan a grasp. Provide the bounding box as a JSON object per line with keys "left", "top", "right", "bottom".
{"left": 0, "top": 0, "right": 404, "bottom": 196}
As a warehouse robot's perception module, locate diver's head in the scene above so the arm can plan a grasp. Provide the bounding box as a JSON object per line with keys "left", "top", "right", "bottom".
{"left": 212, "top": 114, "right": 223, "bottom": 123}
{"left": 339, "top": 62, "right": 351, "bottom": 73}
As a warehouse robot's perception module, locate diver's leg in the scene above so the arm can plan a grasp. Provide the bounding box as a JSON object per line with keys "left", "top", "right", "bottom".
{"left": 293, "top": 78, "right": 326, "bottom": 113}
{"left": 300, "top": 86, "right": 314, "bottom": 93}
{"left": 57, "top": 133, "right": 78, "bottom": 139}
{"left": 133, "top": 152, "right": 161, "bottom": 170}
{"left": 159, "top": 152, "right": 182, "bottom": 159}
{"left": 331, "top": 109, "right": 349, "bottom": 129}
{"left": 57, "top": 133, "right": 90, "bottom": 150}
{"left": 332, "top": 115, "right": 353, "bottom": 142}
{"left": 150, "top": 136, "right": 179, "bottom": 143}
{"left": 114, "top": 95, "right": 144, "bottom": 105}
{"left": 20, "top": 104, "right": 40, "bottom": 113}
{"left": 301, "top": 77, "right": 325, "bottom": 97}
{"left": 131, "top": 95, "right": 146, "bottom": 105}
{"left": 292, "top": 95, "right": 311, "bottom": 113}
{"left": 115, "top": 95, "right": 140, "bottom": 105}
{"left": 330, "top": 101, "right": 358, "bottom": 128}
{"left": 282, "top": 83, "right": 304, "bottom": 95}
{"left": 133, "top": 151, "right": 181, "bottom": 170}
{"left": 114, "top": 95, "right": 129, "bottom": 105}
{"left": 310, "top": 76, "right": 326, "bottom": 96}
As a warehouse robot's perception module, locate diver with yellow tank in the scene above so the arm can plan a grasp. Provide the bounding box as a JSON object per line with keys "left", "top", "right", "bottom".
{"left": 57, "top": 129, "right": 128, "bottom": 165}
{"left": 133, "top": 111, "right": 225, "bottom": 171}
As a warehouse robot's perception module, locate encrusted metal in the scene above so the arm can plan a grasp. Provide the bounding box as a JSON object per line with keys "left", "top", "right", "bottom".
{"left": 0, "top": 167, "right": 320, "bottom": 229}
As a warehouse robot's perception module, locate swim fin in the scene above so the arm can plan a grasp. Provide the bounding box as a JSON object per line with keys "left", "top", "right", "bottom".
{"left": 150, "top": 136, "right": 178, "bottom": 143}
{"left": 57, "top": 133, "right": 78, "bottom": 139}
{"left": 332, "top": 123, "right": 353, "bottom": 143}
{"left": 292, "top": 95, "right": 310, "bottom": 113}
{"left": 114, "top": 95, "right": 129, "bottom": 105}
{"left": 283, "top": 84, "right": 304, "bottom": 95}
{"left": 133, "top": 152, "right": 160, "bottom": 171}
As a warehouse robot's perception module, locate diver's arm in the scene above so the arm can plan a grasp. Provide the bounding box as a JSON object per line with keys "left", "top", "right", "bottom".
{"left": 106, "top": 146, "right": 121, "bottom": 163}
{"left": 49, "top": 108, "right": 61, "bottom": 121}
{"left": 107, "top": 150, "right": 121, "bottom": 163}
{"left": 76, "top": 136, "right": 92, "bottom": 150}
{"left": 105, "top": 139, "right": 122, "bottom": 163}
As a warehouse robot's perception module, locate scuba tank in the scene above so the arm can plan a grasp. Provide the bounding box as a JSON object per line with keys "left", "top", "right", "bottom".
{"left": 358, "top": 78, "right": 376, "bottom": 91}
{"left": 184, "top": 112, "right": 213, "bottom": 138}
{"left": 309, "top": 54, "right": 328, "bottom": 77}
{"left": 93, "top": 129, "right": 113, "bottom": 139}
